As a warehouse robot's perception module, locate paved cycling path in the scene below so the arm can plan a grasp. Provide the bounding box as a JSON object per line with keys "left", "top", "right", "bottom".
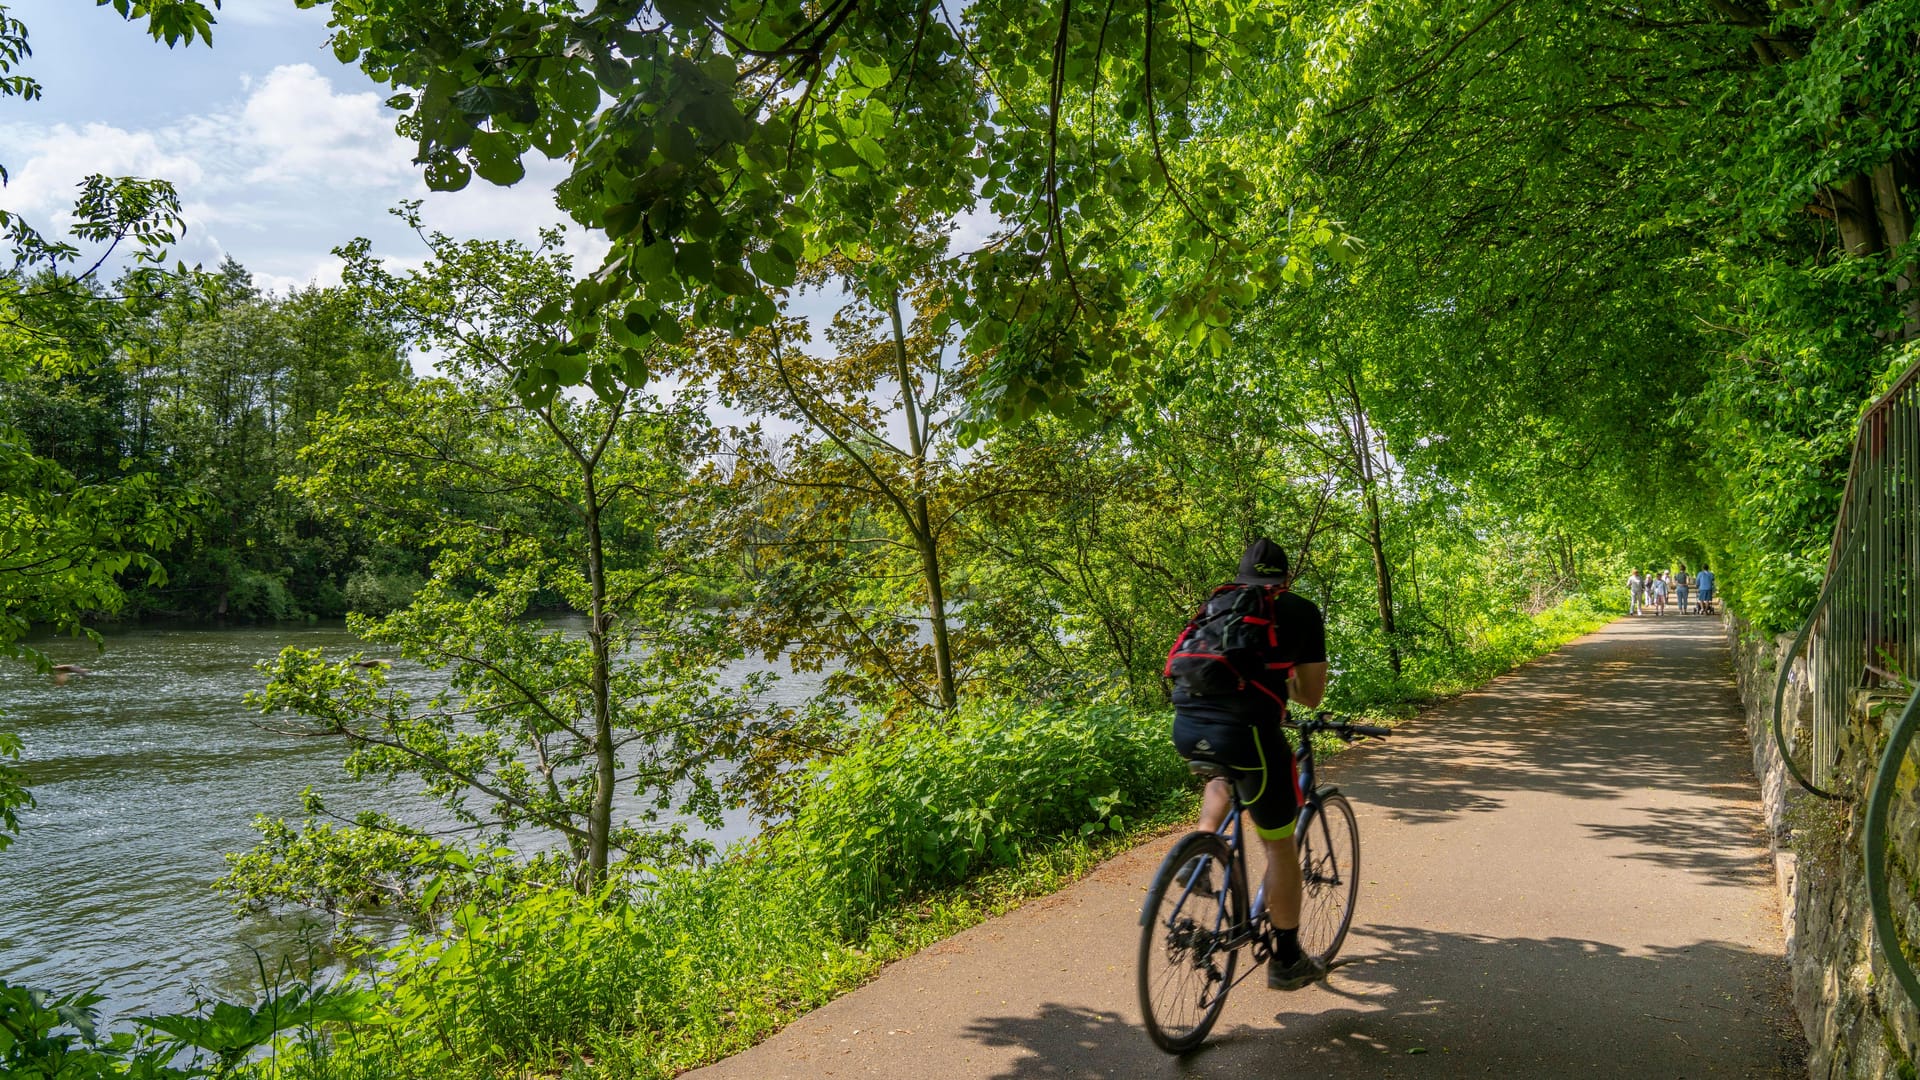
{"left": 690, "top": 616, "right": 1805, "bottom": 1078}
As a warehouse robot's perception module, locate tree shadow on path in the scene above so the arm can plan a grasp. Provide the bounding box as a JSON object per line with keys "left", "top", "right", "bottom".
{"left": 959, "top": 924, "right": 1802, "bottom": 1079}
{"left": 1327, "top": 618, "right": 1761, "bottom": 830}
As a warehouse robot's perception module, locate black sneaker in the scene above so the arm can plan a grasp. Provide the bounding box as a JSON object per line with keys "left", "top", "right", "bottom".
{"left": 1267, "top": 953, "right": 1327, "bottom": 991}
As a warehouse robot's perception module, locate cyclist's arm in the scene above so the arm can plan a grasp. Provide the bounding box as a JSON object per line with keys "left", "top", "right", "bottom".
{"left": 1289, "top": 662, "right": 1328, "bottom": 708}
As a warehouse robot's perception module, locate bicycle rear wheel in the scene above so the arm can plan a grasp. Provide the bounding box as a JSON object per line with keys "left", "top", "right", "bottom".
{"left": 1296, "top": 792, "right": 1360, "bottom": 963}
{"left": 1138, "top": 831, "right": 1246, "bottom": 1053}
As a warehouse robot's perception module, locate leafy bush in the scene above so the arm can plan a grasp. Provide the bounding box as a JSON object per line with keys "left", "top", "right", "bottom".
{"left": 340, "top": 570, "right": 422, "bottom": 616}
{"left": 0, "top": 973, "right": 369, "bottom": 1080}
{"left": 264, "top": 701, "right": 1187, "bottom": 1079}
{"left": 228, "top": 570, "right": 298, "bottom": 622}
{"left": 767, "top": 700, "right": 1183, "bottom": 929}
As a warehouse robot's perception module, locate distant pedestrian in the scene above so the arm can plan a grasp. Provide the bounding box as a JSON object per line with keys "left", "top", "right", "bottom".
{"left": 1650, "top": 572, "right": 1669, "bottom": 615}
{"left": 1696, "top": 566, "right": 1715, "bottom": 614}
{"left": 1627, "top": 569, "right": 1644, "bottom": 615}
{"left": 1675, "top": 565, "right": 1691, "bottom": 614}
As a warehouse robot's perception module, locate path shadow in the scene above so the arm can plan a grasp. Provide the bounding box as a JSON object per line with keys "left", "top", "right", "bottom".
{"left": 1325, "top": 619, "right": 1759, "bottom": 828}
{"left": 1579, "top": 803, "right": 1773, "bottom": 886}
{"left": 959, "top": 923, "right": 1803, "bottom": 1079}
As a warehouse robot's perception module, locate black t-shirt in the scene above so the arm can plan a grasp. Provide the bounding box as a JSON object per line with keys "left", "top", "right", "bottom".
{"left": 1171, "top": 587, "right": 1327, "bottom": 723}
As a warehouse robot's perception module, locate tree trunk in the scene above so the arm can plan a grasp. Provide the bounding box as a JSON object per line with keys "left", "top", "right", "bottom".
{"left": 890, "top": 292, "right": 958, "bottom": 710}
{"left": 1834, "top": 171, "right": 1884, "bottom": 257}
{"left": 1345, "top": 381, "right": 1401, "bottom": 676}
{"left": 1363, "top": 481, "right": 1401, "bottom": 677}
{"left": 1869, "top": 158, "right": 1919, "bottom": 340}
{"left": 582, "top": 464, "right": 615, "bottom": 889}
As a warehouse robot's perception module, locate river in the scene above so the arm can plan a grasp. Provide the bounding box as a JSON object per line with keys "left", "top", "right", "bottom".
{"left": 0, "top": 620, "right": 814, "bottom": 1020}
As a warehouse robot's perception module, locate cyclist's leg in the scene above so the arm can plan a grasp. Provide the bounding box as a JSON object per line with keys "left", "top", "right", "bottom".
{"left": 1240, "top": 720, "right": 1304, "bottom": 929}
{"left": 1196, "top": 774, "right": 1232, "bottom": 833}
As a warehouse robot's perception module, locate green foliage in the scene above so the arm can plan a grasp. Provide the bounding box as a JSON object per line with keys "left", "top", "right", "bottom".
{"left": 0, "top": 972, "right": 370, "bottom": 1080}
{"left": 766, "top": 701, "right": 1184, "bottom": 927}
{"left": 216, "top": 807, "right": 563, "bottom": 928}
{"left": 252, "top": 701, "right": 1192, "bottom": 1080}
{"left": 299, "top": 0, "right": 1340, "bottom": 417}
{"left": 0, "top": 730, "right": 25, "bottom": 854}
{"left": 244, "top": 229, "right": 761, "bottom": 889}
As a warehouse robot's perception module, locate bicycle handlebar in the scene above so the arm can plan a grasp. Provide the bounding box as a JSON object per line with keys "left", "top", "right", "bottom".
{"left": 1291, "top": 711, "right": 1391, "bottom": 739}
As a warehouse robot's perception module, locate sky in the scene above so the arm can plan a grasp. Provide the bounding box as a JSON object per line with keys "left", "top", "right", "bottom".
{"left": 0, "top": 0, "right": 593, "bottom": 293}
{"left": 0, "top": 0, "right": 976, "bottom": 428}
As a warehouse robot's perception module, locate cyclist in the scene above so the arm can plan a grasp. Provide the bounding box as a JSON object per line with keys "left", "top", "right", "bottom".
{"left": 1171, "top": 537, "right": 1330, "bottom": 990}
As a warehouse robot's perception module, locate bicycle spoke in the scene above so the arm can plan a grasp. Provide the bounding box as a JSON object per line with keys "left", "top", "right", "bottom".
{"left": 1296, "top": 793, "right": 1360, "bottom": 964}
{"left": 1139, "top": 834, "right": 1243, "bottom": 1053}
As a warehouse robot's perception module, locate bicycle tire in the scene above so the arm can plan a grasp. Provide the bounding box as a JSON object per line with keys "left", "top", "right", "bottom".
{"left": 1296, "top": 792, "right": 1360, "bottom": 963}
{"left": 1138, "top": 830, "right": 1246, "bottom": 1054}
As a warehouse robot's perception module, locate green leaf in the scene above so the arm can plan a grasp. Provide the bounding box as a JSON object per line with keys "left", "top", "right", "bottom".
{"left": 555, "top": 69, "right": 600, "bottom": 115}
{"left": 549, "top": 347, "right": 590, "bottom": 384}
{"left": 848, "top": 51, "right": 890, "bottom": 89}
{"left": 631, "top": 240, "right": 676, "bottom": 284}
{"left": 749, "top": 250, "right": 797, "bottom": 288}
{"left": 468, "top": 131, "right": 525, "bottom": 186}
{"left": 423, "top": 153, "right": 472, "bottom": 192}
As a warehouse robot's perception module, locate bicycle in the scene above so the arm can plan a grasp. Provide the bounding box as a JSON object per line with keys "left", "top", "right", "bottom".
{"left": 1137, "top": 711, "right": 1390, "bottom": 1053}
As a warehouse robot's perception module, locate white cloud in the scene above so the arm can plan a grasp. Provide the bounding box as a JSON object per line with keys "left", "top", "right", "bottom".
{"left": 236, "top": 64, "right": 412, "bottom": 186}
{"left": 0, "top": 121, "right": 205, "bottom": 221}
{"left": 1, "top": 63, "right": 574, "bottom": 293}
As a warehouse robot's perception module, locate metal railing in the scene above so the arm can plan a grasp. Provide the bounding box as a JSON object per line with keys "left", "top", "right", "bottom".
{"left": 1771, "top": 347, "right": 1920, "bottom": 1015}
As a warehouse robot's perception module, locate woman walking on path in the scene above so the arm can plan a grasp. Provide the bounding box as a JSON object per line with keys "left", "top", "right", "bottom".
{"left": 1627, "top": 569, "right": 1645, "bottom": 615}
{"left": 1675, "top": 566, "right": 1690, "bottom": 615}
{"left": 1650, "top": 572, "right": 1669, "bottom": 615}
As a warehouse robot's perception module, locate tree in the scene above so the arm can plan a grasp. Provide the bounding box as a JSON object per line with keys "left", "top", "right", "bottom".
{"left": 248, "top": 221, "right": 758, "bottom": 889}
{"left": 693, "top": 240, "right": 1000, "bottom": 713}
{"left": 0, "top": 1, "right": 201, "bottom": 668}
{"left": 300, "top": 0, "right": 1341, "bottom": 420}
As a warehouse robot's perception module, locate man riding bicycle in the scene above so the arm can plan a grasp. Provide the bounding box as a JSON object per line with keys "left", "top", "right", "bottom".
{"left": 1170, "top": 537, "right": 1329, "bottom": 990}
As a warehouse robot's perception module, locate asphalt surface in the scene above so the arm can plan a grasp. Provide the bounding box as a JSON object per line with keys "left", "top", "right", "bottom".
{"left": 690, "top": 616, "right": 1805, "bottom": 1079}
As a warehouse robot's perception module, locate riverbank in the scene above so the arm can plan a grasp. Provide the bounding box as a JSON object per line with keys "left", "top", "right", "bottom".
{"left": 257, "top": 594, "right": 1615, "bottom": 1080}
{"left": 0, "top": 621, "right": 808, "bottom": 1020}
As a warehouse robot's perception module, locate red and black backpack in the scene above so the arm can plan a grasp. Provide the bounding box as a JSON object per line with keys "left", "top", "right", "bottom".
{"left": 1163, "top": 582, "right": 1293, "bottom": 706}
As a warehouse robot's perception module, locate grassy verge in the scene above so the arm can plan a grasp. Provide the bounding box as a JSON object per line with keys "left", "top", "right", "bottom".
{"left": 253, "top": 594, "right": 1616, "bottom": 1080}
{"left": 1334, "top": 592, "right": 1617, "bottom": 722}
{"left": 268, "top": 703, "right": 1191, "bottom": 1080}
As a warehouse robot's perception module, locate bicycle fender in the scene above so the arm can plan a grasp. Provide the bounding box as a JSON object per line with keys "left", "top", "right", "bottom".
{"left": 1140, "top": 831, "right": 1215, "bottom": 926}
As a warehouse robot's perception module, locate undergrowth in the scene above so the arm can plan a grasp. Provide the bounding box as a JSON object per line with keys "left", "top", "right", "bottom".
{"left": 1334, "top": 592, "right": 1616, "bottom": 721}
{"left": 221, "top": 595, "right": 1612, "bottom": 1080}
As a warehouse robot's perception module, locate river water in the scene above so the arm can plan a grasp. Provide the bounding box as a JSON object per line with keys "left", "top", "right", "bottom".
{"left": 0, "top": 621, "right": 812, "bottom": 1020}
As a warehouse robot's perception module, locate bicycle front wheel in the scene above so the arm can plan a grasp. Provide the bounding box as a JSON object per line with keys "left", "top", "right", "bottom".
{"left": 1138, "top": 830, "right": 1246, "bottom": 1054}
{"left": 1297, "top": 792, "right": 1360, "bottom": 963}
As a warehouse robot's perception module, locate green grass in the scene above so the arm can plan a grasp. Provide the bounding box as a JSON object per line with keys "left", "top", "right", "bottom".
{"left": 251, "top": 595, "right": 1617, "bottom": 1080}
{"left": 260, "top": 703, "right": 1193, "bottom": 1080}
{"left": 1335, "top": 592, "right": 1617, "bottom": 722}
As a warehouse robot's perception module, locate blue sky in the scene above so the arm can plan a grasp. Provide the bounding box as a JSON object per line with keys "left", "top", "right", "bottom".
{"left": 0, "top": 0, "right": 589, "bottom": 293}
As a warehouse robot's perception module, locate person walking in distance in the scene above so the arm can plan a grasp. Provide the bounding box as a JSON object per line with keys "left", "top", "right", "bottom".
{"left": 1651, "top": 571, "right": 1669, "bottom": 615}
{"left": 1167, "top": 537, "right": 1331, "bottom": 990}
{"left": 1675, "top": 565, "right": 1691, "bottom": 615}
{"left": 1627, "top": 569, "right": 1644, "bottom": 615}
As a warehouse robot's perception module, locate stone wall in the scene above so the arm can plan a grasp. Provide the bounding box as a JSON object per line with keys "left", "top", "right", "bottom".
{"left": 1728, "top": 619, "right": 1920, "bottom": 1080}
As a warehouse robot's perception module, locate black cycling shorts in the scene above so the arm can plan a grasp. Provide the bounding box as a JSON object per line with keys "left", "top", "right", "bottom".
{"left": 1171, "top": 708, "right": 1301, "bottom": 840}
